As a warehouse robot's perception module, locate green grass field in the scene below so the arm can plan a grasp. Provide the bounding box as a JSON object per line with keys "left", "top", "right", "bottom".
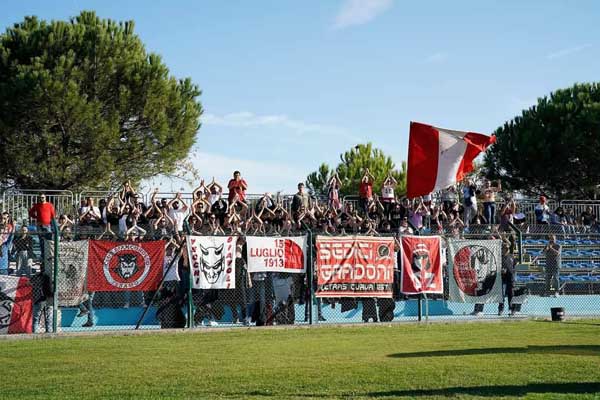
{"left": 1, "top": 321, "right": 599, "bottom": 399}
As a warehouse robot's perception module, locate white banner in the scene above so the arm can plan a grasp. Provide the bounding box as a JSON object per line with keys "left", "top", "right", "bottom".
{"left": 246, "top": 236, "right": 307, "bottom": 273}
{"left": 45, "top": 240, "right": 88, "bottom": 307}
{"left": 448, "top": 239, "right": 503, "bottom": 303}
{"left": 187, "top": 236, "right": 237, "bottom": 289}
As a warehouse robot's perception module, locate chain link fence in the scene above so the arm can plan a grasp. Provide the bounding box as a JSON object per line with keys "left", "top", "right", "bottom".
{"left": 1, "top": 219, "right": 599, "bottom": 334}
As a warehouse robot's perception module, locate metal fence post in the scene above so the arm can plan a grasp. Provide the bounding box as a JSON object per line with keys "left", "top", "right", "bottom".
{"left": 184, "top": 221, "right": 194, "bottom": 329}
{"left": 51, "top": 219, "right": 60, "bottom": 333}
{"left": 508, "top": 221, "right": 523, "bottom": 262}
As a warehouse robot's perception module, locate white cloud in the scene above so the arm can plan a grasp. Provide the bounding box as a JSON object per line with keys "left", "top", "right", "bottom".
{"left": 142, "top": 151, "right": 308, "bottom": 195}
{"left": 546, "top": 44, "right": 592, "bottom": 60}
{"left": 203, "top": 111, "right": 360, "bottom": 141}
{"left": 333, "top": 0, "right": 393, "bottom": 29}
{"left": 425, "top": 52, "right": 447, "bottom": 64}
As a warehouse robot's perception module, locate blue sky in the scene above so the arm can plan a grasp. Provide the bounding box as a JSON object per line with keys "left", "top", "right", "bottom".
{"left": 2, "top": 1, "right": 599, "bottom": 193}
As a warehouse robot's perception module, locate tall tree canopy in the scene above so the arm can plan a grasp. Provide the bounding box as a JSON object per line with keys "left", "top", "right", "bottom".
{"left": 484, "top": 83, "right": 600, "bottom": 199}
{"left": 0, "top": 11, "right": 202, "bottom": 190}
{"left": 306, "top": 143, "right": 406, "bottom": 197}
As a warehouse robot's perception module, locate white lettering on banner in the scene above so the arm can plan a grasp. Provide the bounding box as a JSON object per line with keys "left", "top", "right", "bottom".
{"left": 318, "top": 242, "right": 374, "bottom": 261}
{"left": 319, "top": 263, "right": 391, "bottom": 282}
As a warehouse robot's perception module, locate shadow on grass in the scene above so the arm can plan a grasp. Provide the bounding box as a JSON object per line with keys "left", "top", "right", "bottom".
{"left": 237, "top": 383, "right": 600, "bottom": 398}
{"left": 366, "top": 382, "right": 600, "bottom": 398}
{"left": 535, "top": 320, "right": 600, "bottom": 327}
{"left": 388, "top": 345, "right": 600, "bottom": 358}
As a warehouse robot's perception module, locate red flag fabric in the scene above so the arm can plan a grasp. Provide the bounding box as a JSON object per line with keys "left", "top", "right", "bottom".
{"left": 315, "top": 236, "right": 395, "bottom": 298}
{"left": 400, "top": 235, "right": 443, "bottom": 295}
{"left": 407, "top": 121, "right": 496, "bottom": 199}
{"left": 88, "top": 240, "right": 165, "bottom": 292}
{"left": 0, "top": 275, "right": 32, "bottom": 334}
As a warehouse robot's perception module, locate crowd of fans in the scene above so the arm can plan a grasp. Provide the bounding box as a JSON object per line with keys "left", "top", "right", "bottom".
{"left": 1, "top": 169, "right": 599, "bottom": 331}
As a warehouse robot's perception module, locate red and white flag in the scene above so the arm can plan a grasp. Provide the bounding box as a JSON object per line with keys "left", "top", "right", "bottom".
{"left": 0, "top": 275, "right": 33, "bottom": 334}
{"left": 246, "top": 236, "right": 307, "bottom": 273}
{"left": 87, "top": 240, "right": 165, "bottom": 292}
{"left": 407, "top": 121, "right": 496, "bottom": 199}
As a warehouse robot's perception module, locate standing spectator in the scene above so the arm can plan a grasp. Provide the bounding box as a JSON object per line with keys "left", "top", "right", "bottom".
{"left": 28, "top": 193, "right": 56, "bottom": 262}
{"left": 358, "top": 169, "right": 374, "bottom": 215}
{"left": 533, "top": 235, "right": 561, "bottom": 297}
{"left": 534, "top": 196, "right": 550, "bottom": 225}
{"left": 79, "top": 197, "right": 101, "bottom": 227}
{"left": 462, "top": 180, "right": 477, "bottom": 229}
{"left": 580, "top": 206, "right": 597, "bottom": 233}
{"left": 0, "top": 213, "right": 15, "bottom": 275}
{"left": 31, "top": 268, "right": 54, "bottom": 333}
{"left": 28, "top": 194, "right": 56, "bottom": 232}
{"left": 499, "top": 198, "right": 516, "bottom": 232}
{"left": 77, "top": 292, "right": 95, "bottom": 327}
{"left": 381, "top": 174, "right": 397, "bottom": 220}
{"left": 441, "top": 186, "right": 458, "bottom": 214}
{"left": 408, "top": 199, "right": 428, "bottom": 231}
{"left": 482, "top": 180, "right": 501, "bottom": 225}
{"left": 168, "top": 193, "right": 189, "bottom": 234}
{"left": 227, "top": 170, "right": 248, "bottom": 204}
{"left": 207, "top": 178, "right": 224, "bottom": 206}
{"left": 291, "top": 183, "right": 311, "bottom": 219}
{"left": 327, "top": 173, "right": 342, "bottom": 211}
{"left": 12, "top": 226, "right": 33, "bottom": 278}
{"left": 499, "top": 243, "right": 516, "bottom": 316}
{"left": 550, "top": 207, "right": 569, "bottom": 237}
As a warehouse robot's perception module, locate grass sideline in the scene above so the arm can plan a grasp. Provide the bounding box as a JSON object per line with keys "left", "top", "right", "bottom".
{"left": 1, "top": 321, "right": 599, "bottom": 399}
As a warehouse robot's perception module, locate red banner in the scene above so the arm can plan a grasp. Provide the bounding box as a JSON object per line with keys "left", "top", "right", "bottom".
{"left": 88, "top": 240, "right": 165, "bottom": 292}
{"left": 316, "top": 236, "right": 395, "bottom": 298}
{"left": 400, "top": 235, "right": 443, "bottom": 294}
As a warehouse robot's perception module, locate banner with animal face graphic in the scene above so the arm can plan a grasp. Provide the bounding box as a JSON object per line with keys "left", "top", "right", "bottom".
{"left": 400, "top": 235, "right": 443, "bottom": 295}
{"left": 246, "top": 236, "right": 307, "bottom": 273}
{"left": 448, "top": 239, "right": 503, "bottom": 303}
{"left": 187, "top": 236, "right": 237, "bottom": 289}
{"left": 87, "top": 240, "right": 165, "bottom": 292}
{"left": 315, "top": 236, "right": 395, "bottom": 298}
{"left": 45, "top": 240, "right": 88, "bottom": 306}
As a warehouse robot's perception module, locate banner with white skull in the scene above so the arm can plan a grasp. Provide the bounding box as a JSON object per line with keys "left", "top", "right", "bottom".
{"left": 187, "top": 236, "right": 237, "bottom": 289}
{"left": 448, "top": 239, "right": 503, "bottom": 303}
{"left": 45, "top": 240, "right": 88, "bottom": 306}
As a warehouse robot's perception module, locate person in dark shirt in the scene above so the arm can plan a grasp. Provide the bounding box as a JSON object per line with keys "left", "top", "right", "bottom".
{"left": 31, "top": 269, "right": 54, "bottom": 333}
{"left": 11, "top": 226, "right": 34, "bottom": 277}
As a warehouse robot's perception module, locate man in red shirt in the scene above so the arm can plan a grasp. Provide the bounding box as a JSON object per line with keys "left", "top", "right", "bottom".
{"left": 358, "top": 169, "right": 374, "bottom": 215}
{"left": 227, "top": 170, "right": 248, "bottom": 204}
{"left": 28, "top": 194, "right": 56, "bottom": 231}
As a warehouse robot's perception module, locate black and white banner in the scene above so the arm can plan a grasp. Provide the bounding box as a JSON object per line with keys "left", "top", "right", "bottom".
{"left": 187, "top": 236, "right": 237, "bottom": 289}
{"left": 448, "top": 239, "right": 503, "bottom": 303}
{"left": 45, "top": 240, "right": 88, "bottom": 306}
{"left": 246, "top": 236, "right": 307, "bottom": 273}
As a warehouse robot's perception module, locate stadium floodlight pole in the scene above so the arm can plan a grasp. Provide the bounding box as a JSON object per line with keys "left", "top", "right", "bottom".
{"left": 51, "top": 219, "right": 60, "bottom": 333}
{"left": 134, "top": 244, "right": 185, "bottom": 330}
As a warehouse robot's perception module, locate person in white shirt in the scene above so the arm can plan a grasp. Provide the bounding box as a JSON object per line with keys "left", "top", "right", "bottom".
{"left": 168, "top": 193, "right": 188, "bottom": 233}
{"left": 381, "top": 174, "right": 397, "bottom": 220}
{"left": 79, "top": 197, "right": 101, "bottom": 226}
